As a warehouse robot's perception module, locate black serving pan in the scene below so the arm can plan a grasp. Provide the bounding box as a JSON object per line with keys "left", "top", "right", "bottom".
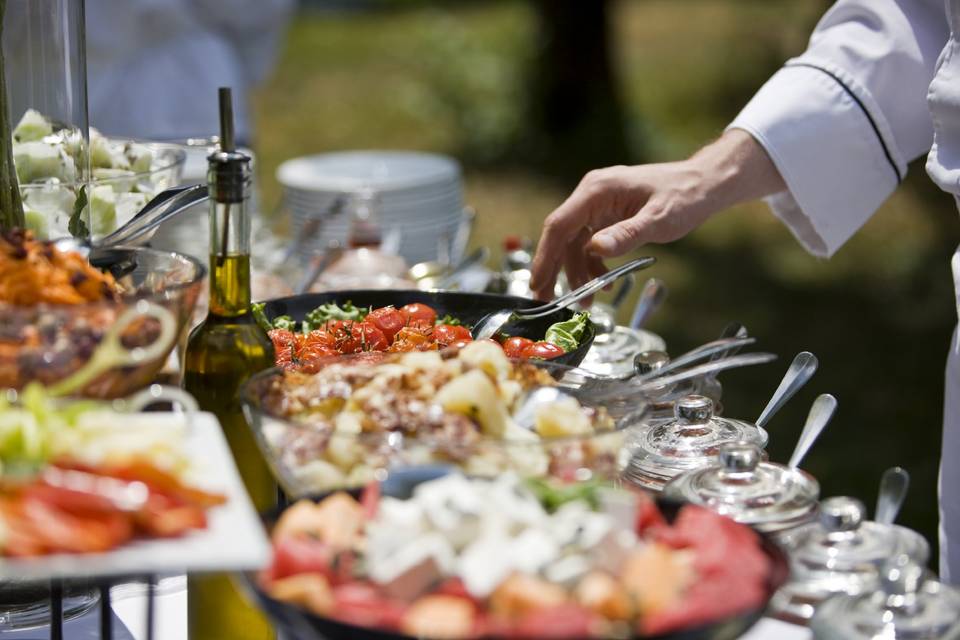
{"left": 243, "top": 468, "right": 790, "bottom": 640}
{"left": 256, "top": 290, "right": 596, "bottom": 368}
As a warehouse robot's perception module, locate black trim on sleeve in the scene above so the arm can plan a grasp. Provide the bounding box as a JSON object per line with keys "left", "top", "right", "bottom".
{"left": 788, "top": 62, "right": 903, "bottom": 185}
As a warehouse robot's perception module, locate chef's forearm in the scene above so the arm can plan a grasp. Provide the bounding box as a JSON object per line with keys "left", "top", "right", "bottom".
{"left": 686, "top": 129, "right": 787, "bottom": 216}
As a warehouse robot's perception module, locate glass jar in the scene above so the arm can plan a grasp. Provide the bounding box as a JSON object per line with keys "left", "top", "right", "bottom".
{"left": 662, "top": 441, "right": 819, "bottom": 534}
{"left": 811, "top": 555, "right": 960, "bottom": 639}
{"left": 4, "top": 0, "right": 90, "bottom": 239}
{"left": 771, "top": 496, "right": 931, "bottom": 624}
{"left": 621, "top": 396, "right": 768, "bottom": 491}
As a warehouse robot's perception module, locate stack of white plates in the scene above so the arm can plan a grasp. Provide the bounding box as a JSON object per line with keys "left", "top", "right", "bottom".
{"left": 277, "top": 151, "right": 466, "bottom": 266}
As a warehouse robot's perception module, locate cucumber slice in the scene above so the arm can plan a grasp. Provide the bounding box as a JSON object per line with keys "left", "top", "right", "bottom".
{"left": 14, "top": 142, "right": 62, "bottom": 183}
{"left": 89, "top": 185, "right": 118, "bottom": 236}
{"left": 23, "top": 207, "right": 50, "bottom": 240}
{"left": 13, "top": 109, "right": 53, "bottom": 143}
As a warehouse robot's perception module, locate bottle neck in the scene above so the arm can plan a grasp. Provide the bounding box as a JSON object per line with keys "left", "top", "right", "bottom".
{"left": 207, "top": 176, "right": 252, "bottom": 318}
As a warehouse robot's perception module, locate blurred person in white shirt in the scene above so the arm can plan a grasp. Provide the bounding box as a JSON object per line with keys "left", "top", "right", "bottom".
{"left": 85, "top": 0, "right": 295, "bottom": 144}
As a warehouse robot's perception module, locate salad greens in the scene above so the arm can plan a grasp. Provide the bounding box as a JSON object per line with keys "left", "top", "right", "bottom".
{"left": 525, "top": 476, "right": 607, "bottom": 513}
{"left": 304, "top": 301, "right": 370, "bottom": 331}
{"left": 545, "top": 311, "right": 591, "bottom": 353}
{"left": 435, "top": 314, "right": 462, "bottom": 326}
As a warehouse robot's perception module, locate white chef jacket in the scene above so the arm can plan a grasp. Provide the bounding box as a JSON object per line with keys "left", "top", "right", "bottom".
{"left": 85, "top": 0, "right": 295, "bottom": 142}
{"left": 728, "top": 0, "right": 960, "bottom": 582}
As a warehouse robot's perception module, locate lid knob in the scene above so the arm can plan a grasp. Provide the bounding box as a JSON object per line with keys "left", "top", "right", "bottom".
{"left": 819, "top": 496, "right": 865, "bottom": 533}
{"left": 634, "top": 350, "right": 670, "bottom": 376}
{"left": 676, "top": 395, "right": 714, "bottom": 422}
{"left": 718, "top": 442, "right": 761, "bottom": 473}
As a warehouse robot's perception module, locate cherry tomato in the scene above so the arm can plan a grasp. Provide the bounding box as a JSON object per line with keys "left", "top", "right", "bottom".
{"left": 520, "top": 341, "right": 565, "bottom": 360}
{"left": 333, "top": 321, "right": 389, "bottom": 353}
{"left": 432, "top": 324, "right": 471, "bottom": 346}
{"left": 302, "top": 329, "right": 336, "bottom": 350}
{"left": 502, "top": 336, "right": 535, "bottom": 358}
{"left": 388, "top": 326, "right": 436, "bottom": 352}
{"left": 399, "top": 303, "right": 437, "bottom": 327}
{"left": 447, "top": 338, "right": 474, "bottom": 350}
{"left": 366, "top": 306, "right": 405, "bottom": 342}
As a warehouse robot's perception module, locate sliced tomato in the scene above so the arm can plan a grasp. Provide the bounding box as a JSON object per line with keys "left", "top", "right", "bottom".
{"left": 520, "top": 341, "right": 565, "bottom": 360}
{"left": 399, "top": 303, "right": 437, "bottom": 327}
{"left": 271, "top": 535, "right": 338, "bottom": 581}
{"left": 433, "top": 324, "right": 471, "bottom": 346}
{"left": 502, "top": 336, "right": 534, "bottom": 358}
{"left": 366, "top": 307, "right": 405, "bottom": 342}
{"left": 331, "top": 582, "right": 407, "bottom": 629}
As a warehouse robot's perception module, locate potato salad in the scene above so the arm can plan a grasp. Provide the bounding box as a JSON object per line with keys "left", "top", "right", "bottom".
{"left": 253, "top": 342, "right": 622, "bottom": 492}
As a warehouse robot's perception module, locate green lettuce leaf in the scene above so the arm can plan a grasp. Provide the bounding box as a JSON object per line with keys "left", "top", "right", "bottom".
{"left": 545, "top": 311, "right": 590, "bottom": 352}
{"left": 304, "top": 301, "right": 369, "bottom": 331}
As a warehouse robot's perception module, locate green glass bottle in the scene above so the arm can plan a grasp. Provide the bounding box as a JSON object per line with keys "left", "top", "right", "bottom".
{"left": 182, "top": 88, "right": 276, "bottom": 640}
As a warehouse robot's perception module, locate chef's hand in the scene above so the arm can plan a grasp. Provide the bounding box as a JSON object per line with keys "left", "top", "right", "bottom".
{"left": 530, "top": 129, "right": 787, "bottom": 300}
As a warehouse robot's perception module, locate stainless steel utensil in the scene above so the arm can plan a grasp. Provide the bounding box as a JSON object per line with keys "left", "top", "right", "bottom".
{"left": 629, "top": 278, "right": 667, "bottom": 330}
{"left": 471, "top": 257, "right": 655, "bottom": 339}
{"left": 875, "top": 466, "right": 910, "bottom": 525}
{"left": 788, "top": 393, "right": 837, "bottom": 469}
{"left": 295, "top": 241, "right": 344, "bottom": 294}
{"left": 755, "top": 352, "right": 818, "bottom": 430}
{"left": 53, "top": 185, "right": 209, "bottom": 257}
{"left": 633, "top": 336, "right": 756, "bottom": 381}
{"left": 633, "top": 352, "right": 777, "bottom": 392}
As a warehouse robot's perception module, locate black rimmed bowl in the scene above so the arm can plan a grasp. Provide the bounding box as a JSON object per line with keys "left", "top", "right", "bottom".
{"left": 254, "top": 290, "right": 597, "bottom": 368}
{"left": 242, "top": 468, "right": 790, "bottom": 640}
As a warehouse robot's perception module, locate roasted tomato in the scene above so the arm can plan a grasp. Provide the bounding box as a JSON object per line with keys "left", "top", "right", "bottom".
{"left": 502, "top": 336, "right": 535, "bottom": 358}
{"left": 399, "top": 303, "right": 437, "bottom": 328}
{"left": 520, "top": 341, "right": 565, "bottom": 360}
{"left": 333, "top": 321, "right": 389, "bottom": 354}
{"left": 303, "top": 329, "right": 336, "bottom": 350}
{"left": 389, "top": 326, "right": 438, "bottom": 352}
{"left": 447, "top": 338, "right": 474, "bottom": 350}
{"left": 366, "top": 307, "right": 405, "bottom": 342}
{"left": 433, "top": 324, "right": 471, "bottom": 346}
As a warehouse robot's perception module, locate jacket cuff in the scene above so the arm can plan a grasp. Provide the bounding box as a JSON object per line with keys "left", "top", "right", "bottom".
{"left": 726, "top": 65, "right": 900, "bottom": 258}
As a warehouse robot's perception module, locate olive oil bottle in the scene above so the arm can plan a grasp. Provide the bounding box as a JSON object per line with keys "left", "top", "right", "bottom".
{"left": 182, "top": 88, "right": 276, "bottom": 640}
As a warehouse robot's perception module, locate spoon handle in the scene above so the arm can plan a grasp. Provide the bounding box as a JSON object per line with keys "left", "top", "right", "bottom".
{"left": 519, "top": 257, "right": 656, "bottom": 318}
{"left": 875, "top": 466, "right": 910, "bottom": 525}
{"left": 99, "top": 184, "right": 209, "bottom": 247}
{"left": 635, "top": 352, "right": 777, "bottom": 391}
{"left": 634, "top": 336, "right": 756, "bottom": 382}
{"left": 629, "top": 278, "right": 667, "bottom": 330}
{"left": 755, "top": 351, "right": 818, "bottom": 429}
{"left": 788, "top": 393, "right": 837, "bottom": 469}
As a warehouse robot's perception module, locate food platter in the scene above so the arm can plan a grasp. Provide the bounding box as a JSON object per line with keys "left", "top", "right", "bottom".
{"left": 254, "top": 289, "right": 597, "bottom": 369}
{"left": 243, "top": 470, "right": 790, "bottom": 640}
{"left": 0, "top": 412, "right": 270, "bottom": 581}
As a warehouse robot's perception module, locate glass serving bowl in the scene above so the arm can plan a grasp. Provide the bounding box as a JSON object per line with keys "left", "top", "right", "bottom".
{"left": 18, "top": 141, "right": 186, "bottom": 241}
{"left": 241, "top": 354, "right": 649, "bottom": 497}
{"left": 0, "top": 246, "right": 205, "bottom": 398}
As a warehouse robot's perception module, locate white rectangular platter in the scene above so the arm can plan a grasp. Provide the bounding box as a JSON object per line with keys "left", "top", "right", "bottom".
{"left": 0, "top": 412, "right": 271, "bottom": 581}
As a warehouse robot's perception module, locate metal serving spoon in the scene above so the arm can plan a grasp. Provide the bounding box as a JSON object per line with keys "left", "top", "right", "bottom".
{"left": 514, "top": 351, "right": 778, "bottom": 431}
{"left": 471, "top": 256, "right": 656, "bottom": 340}
{"left": 788, "top": 393, "right": 837, "bottom": 469}
{"left": 629, "top": 277, "right": 668, "bottom": 330}
{"left": 875, "top": 466, "right": 910, "bottom": 525}
{"left": 755, "top": 351, "right": 818, "bottom": 430}
{"left": 53, "top": 184, "right": 209, "bottom": 257}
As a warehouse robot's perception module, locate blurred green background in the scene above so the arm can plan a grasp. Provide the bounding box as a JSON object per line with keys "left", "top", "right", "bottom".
{"left": 251, "top": 0, "right": 960, "bottom": 564}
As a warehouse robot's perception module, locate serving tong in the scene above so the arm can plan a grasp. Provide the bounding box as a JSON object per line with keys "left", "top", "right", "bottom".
{"left": 471, "top": 257, "right": 657, "bottom": 340}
